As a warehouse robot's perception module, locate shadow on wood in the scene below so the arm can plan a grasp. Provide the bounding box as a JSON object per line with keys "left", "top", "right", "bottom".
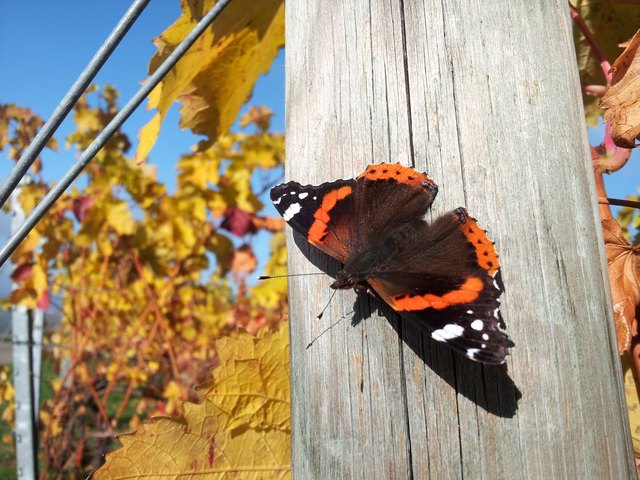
{"left": 293, "top": 230, "right": 521, "bottom": 419}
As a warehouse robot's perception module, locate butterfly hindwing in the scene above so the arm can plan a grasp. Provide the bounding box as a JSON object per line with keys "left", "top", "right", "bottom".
{"left": 368, "top": 209, "right": 511, "bottom": 364}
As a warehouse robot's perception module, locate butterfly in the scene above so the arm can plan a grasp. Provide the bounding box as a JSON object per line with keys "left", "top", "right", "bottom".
{"left": 270, "top": 163, "right": 513, "bottom": 364}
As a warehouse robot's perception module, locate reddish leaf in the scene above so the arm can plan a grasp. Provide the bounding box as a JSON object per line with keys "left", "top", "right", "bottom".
{"left": 221, "top": 207, "right": 255, "bottom": 237}
{"left": 603, "top": 217, "right": 640, "bottom": 352}
{"left": 37, "top": 289, "right": 50, "bottom": 311}
{"left": 72, "top": 195, "right": 94, "bottom": 222}
{"left": 11, "top": 263, "right": 33, "bottom": 282}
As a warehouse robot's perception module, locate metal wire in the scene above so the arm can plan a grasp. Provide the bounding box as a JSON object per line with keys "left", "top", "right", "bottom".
{"left": 0, "top": 0, "right": 151, "bottom": 210}
{"left": 0, "top": 0, "right": 233, "bottom": 269}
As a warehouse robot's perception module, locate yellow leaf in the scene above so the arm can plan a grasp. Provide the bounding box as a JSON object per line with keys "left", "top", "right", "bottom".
{"left": 204, "top": 323, "right": 289, "bottom": 432}
{"left": 163, "top": 380, "right": 183, "bottom": 403}
{"left": 94, "top": 324, "right": 290, "bottom": 479}
{"left": 206, "top": 232, "right": 234, "bottom": 274}
{"left": 250, "top": 232, "right": 287, "bottom": 308}
{"left": 135, "top": 0, "right": 284, "bottom": 161}
{"left": 622, "top": 353, "right": 640, "bottom": 456}
{"left": 1, "top": 381, "right": 13, "bottom": 402}
{"left": 10, "top": 229, "right": 40, "bottom": 265}
{"left": 31, "top": 262, "right": 48, "bottom": 298}
{"left": 181, "top": 326, "right": 197, "bottom": 341}
{"left": 96, "top": 231, "right": 114, "bottom": 256}
{"left": 50, "top": 419, "right": 63, "bottom": 438}
{"left": 177, "top": 148, "right": 221, "bottom": 190}
{"left": 223, "top": 164, "right": 262, "bottom": 212}
{"left": 18, "top": 183, "right": 46, "bottom": 213}
{"left": 148, "top": 361, "right": 160, "bottom": 373}
{"left": 135, "top": 113, "right": 162, "bottom": 164}
{"left": 105, "top": 201, "right": 135, "bottom": 235}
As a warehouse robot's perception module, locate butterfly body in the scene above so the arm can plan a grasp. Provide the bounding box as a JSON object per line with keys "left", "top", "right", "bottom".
{"left": 271, "top": 163, "right": 513, "bottom": 364}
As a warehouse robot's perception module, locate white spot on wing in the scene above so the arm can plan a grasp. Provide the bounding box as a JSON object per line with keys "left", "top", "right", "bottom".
{"left": 481, "top": 344, "right": 487, "bottom": 349}
{"left": 283, "top": 203, "right": 302, "bottom": 221}
{"left": 470, "top": 319, "right": 484, "bottom": 331}
{"left": 466, "top": 310, "right": 473, "bottom": 315}
{"left": 466, "top": 348, "right": 481, "bottom": 359}
{"left": 493, "top": 279, "right": 500, "bottom": 290}
{"left": 482, "top": 333, "right": 489, "bottom": 341}
{"left": 298, "top": 192, "right": 309, "bottom": 199}
{"left": 431, "top": 324, "right": 464, "bottom": 342}
{"left": 273, "top": 197, "right": 282, "bottom": 205}
{"left": 493, "top": 308, "right": 499, "bottom": 319}
{"left": 290, "top": 191, "right": 296, "bottom": 195}
{"left": 313, "top": 196, "right": 317, "bottom": 200}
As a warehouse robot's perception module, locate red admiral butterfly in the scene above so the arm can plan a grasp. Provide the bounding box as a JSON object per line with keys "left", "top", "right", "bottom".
{"left": 271, "top": 163, "right": 513, "bottom": 364}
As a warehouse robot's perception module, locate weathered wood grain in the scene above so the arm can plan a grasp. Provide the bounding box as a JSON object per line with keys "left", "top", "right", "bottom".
{"left": 285, "top": 1, "right": 635, "bottom": 478}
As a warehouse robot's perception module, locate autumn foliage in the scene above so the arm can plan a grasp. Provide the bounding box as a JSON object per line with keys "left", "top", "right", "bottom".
{"left": 0, "top": 0, "right": 286, "bottom": 477}
{"left": 1, "top": 89, "right": 287, "bottom": 477}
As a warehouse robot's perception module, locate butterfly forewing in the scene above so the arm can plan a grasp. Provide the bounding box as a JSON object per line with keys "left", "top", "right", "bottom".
{"left": 271, "top": 179, "right": 355, "bottom": 263}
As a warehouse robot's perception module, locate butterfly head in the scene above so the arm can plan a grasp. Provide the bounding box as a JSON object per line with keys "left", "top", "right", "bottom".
{"left": 330, "top": 269, "right": 360, "bottom": 290}
{"left": 331, "top": 250, "right": 381, "bottom": 290}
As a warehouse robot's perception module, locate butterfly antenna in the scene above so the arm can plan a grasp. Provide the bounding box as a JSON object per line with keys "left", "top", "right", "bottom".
{"left": 307, "top": 307, "right": 354, "bottom": 349}
{"left": 257, "top": 272, "right": 326, "bottom": 280}
{"left": 316, "top": 288, "right": 337, "bottom": 320}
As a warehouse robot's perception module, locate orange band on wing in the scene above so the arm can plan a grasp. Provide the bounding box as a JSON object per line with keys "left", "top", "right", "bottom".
{"left": 460, "top": 217, "right": 499, "bottom": 276}
{"left": 390, "top": 276, "right": 483, "bottom": 311}
{"left": 357, "top": 163, "right": 436, "bottom": 189}
{"left": 308, "top": 186, "right": 353, "bottom": 243}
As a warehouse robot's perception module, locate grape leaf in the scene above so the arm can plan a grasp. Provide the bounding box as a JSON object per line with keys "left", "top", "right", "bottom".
{"left": 202, "top": 322, "right": 290, "bottom": 432}
{"left": 93, "top": 324, "right": 290, "bottom": 479}
{"left": 603, "top": 217, "right": 640, "bottom": 352}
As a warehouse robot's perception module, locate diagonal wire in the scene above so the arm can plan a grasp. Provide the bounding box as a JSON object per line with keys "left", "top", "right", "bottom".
{"left": 0, "top": 0, "right": 233, "bottom": 269}
{"left": 0, "top": 0, "right": 151, "bottom": 210}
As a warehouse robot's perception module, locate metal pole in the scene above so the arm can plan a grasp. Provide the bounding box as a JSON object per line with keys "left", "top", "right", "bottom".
{"left": 10, "top": 184, "right": 38, "bottom": 479}
{"left": 31, "top": 309, "right": 44, "bottom": 424}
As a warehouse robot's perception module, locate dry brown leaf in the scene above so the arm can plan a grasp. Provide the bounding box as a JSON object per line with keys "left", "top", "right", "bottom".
{"left": 603, "top": 217, "right": 640, "bottom": 352}
{"left": 601, "top": 29, "right": 640, "bottom": 148}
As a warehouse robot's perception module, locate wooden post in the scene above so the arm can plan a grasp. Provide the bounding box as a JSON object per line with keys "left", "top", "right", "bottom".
{"left": 286, "top": 1, "right": 635, "bottom": 478}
